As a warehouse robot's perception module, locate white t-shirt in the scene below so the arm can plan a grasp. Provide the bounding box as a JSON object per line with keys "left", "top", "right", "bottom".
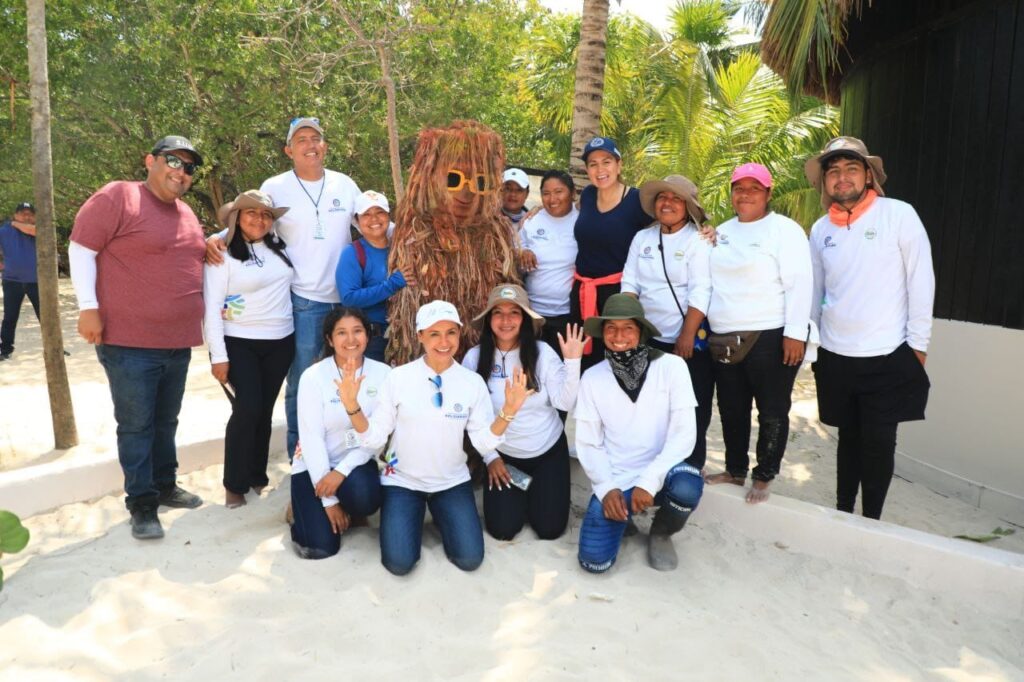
{"left": 519, "top": 207, "right": 579, "bottom": 316}
{"left": 462, "top": 342, "right": 580, "bottom": 459}
{"left": 621, "top": 223, "right": 712, "bottom": 343}
{"left": 292, "top": 357, "right": 390, "bottom": 507}
{"left": 809, "top": 197, "right": 934, "bottom": 356}
{"left": 574, "top": 354, "right": 697, "bottom": 501}
{"left": 708, "top": 212, "right": 812, "bottom": 339}
{"left": 202, "top": 241, "right": 294, "bottom": 363}
{"left": 260, "top": 169, "right": 361, "bottom": 303}
{"left": 359, "top": 357, "right": 503, "bottom": 492}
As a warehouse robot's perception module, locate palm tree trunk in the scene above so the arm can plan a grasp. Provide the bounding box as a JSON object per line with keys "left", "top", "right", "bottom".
{"left": 569, "top": 0, "right": 610, "bottom": 186}
{"left": 26, "top": 0, "right": 78, "bottom": 450}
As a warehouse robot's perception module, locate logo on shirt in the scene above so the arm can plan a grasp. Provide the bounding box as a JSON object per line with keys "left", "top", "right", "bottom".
{"left": 221, "top": 295, "right": 245, "bottom": 321}
{"left": 864, "top": 228, "right": 877, "bottom": 240}
{"left": 536, "top": 228, "right": 545, "bottom": 236}
{"left": 717, "top": 234, "right": 729, "bottom": 245}
{"left": 491, "top": 363, "right": 505, "bottom": 378}
{"left": 674, "top": 250, "right": 684, "bottom": 260}
{"left": 332, "top": 198, "right": 341, "bottom": 208}
{"left": 444, "top": 403, "right": 467, "bottom": 420}
{"left": 382, "top": 452, "right": 398, "bottom": 476}
{"left": 749, "top": 241, "right": 761, "bottom": 248}
{"left": 823, "top": 236, "right": 837, "bottom": 249}
{"left": 366, "top": 386, "right": 378, "bottom": 397}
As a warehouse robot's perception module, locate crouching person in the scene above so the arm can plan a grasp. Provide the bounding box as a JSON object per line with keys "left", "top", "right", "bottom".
{"left": 575, "top": 294, "right": 703, "bottom": 572}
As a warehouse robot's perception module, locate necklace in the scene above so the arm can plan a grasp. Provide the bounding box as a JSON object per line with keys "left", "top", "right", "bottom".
{"left": 496, "top": 346, "right": 516, "bottom": 378}
{"left": 293, "top": 170, "right": 327, "bottom": 239}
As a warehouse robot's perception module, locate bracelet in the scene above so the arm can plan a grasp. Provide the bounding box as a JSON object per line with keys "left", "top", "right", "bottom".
{"left": 498, "top": 409, "right": 515, "bottom": 422}
{"left": 346, "top": 406, "right": 362, "bottom": 416}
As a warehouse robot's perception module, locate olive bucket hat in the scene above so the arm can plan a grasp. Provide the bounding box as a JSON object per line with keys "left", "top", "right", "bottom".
{"left": 583, "top": 294, "right": 663, "bottom": 356}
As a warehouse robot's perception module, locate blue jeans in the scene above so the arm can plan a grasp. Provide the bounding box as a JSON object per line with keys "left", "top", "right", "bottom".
{"left": 290, "top": 460, "right": 382, "bottom": 559}
{"left": 379, "top": 481, "right": 484, "bottom": 575}
{"left": 578, "top": 462, "right": 703, "bottom": 573}
{"left": 364, "top": 324, "right": 388, "bottom": 364}
{"left": 285, "top": 293, "right": 337, "bottom": 458}
{"left": 95, "top": 345, "right": 191, "bottom": 510}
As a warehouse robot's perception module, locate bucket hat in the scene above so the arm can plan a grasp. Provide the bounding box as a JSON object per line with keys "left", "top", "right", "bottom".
{"left": 582, "top": 294, "right": 661, "bottom": 345}
{"left": 472, "top": 284, "right": 544, "bottom": 334}
{"left": 217, "top": 190, "right": 289, "bottom": 244}
{"left": 804, "top": 136, "right": 886, "bottom": 208}
{"left": 639, "top": 174, "right": 707, "bottom": 226}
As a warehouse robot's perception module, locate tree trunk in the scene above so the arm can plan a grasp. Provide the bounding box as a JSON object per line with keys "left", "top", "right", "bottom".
{"left": 378, "top": 45, "right": 404, "bottom": 205}
{"left": 26, "top": 0, "right": 78, "bottom": 450}
{"left": 569, "top": 0, "right": 610, "bottom": 188}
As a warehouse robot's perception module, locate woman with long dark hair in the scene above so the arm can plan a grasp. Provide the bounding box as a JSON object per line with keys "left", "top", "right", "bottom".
{"left": 462, "top": 284, "right": 586, "bottom": 541}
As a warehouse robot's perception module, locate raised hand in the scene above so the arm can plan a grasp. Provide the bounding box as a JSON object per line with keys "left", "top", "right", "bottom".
{"left": 333, "top": 356, "right": 366, "bottom": 411}
{"left": 502, "top": 366, "right": 535, "bottom": 415}
{"left": 557, "top": 323, "right": 588, "bottom": 360}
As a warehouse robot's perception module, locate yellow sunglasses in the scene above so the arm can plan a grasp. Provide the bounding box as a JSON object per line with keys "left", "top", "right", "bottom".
{"left": 446, "top": 169, "right": 494, "bottom": 195}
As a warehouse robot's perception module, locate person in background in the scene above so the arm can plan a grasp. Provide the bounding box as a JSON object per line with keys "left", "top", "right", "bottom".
{"left": 518, "top": 171, "right": 579, "bottom": 356}
{"left": 0, "top": 202, "right": 39, "bottom": 361}
{"left": 336, "top": 190, "right": 415, "bottom": 363}
{"left": 805, "top": 136, "right": 934, "bottom": 520}
{"left": 500, "top": 168, "right": 531, "bottom": 228}
{"left": 203, "top": 190, "right": 294, "bottom": 509}
{"left": 703, "top": 163, "right": 812, "bottom": 504}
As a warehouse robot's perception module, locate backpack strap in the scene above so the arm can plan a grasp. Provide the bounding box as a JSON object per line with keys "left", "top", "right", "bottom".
{"left": 352, "top": 238, "right": 367, "bottom": 270}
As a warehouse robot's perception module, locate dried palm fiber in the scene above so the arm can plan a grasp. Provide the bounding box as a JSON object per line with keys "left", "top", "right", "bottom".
{"left": 387, "top": 120, "right": 520, "bottom": 365}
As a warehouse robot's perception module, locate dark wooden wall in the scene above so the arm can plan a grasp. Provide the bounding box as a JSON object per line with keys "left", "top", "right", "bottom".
{"left": 839, "top": 0, "right": 1024, "bottom": 329}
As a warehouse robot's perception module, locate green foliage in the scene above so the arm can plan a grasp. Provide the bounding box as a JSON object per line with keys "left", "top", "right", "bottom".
{"left": 0, "top": 509, "right": 31, "bottom": 591}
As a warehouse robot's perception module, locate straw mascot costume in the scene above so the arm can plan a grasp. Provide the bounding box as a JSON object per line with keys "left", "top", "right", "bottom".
{"left": 387, "top": 120, "right": 520, "bottom": 364}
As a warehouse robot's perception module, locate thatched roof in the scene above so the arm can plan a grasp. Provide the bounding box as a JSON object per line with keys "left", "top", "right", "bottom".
{"left": 760, "top": 0, "right": 869, "bottom": 105}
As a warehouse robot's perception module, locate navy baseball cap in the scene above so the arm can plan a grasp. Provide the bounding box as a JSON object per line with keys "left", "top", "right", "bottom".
{"left": 15, "top": 202, "right": 34, "bottom": 213}
{"left": 151, "top": 135, "right": 203, "bottom": 166}
{"left": 581, "top": 136, "right": 621, "bottom": 162}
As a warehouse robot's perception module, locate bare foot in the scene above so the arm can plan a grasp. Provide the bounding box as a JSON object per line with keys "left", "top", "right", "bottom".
{"left": 705, "top": 472, "right": 745, "bottom": 486}
{"left": 225, "top": 489, "right": 247, "bottom": 509}
{"left": 284, "top": 502, "right": 294, "bottom": 525}
{"left": 746, "top": 480, "right": 770, "bottom": 504}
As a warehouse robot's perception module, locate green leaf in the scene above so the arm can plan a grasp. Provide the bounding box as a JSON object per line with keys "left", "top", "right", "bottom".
{"left": 954, "top": 527, "right": 1016, "bottom": 543}
{"left": 0, "top": 510, "right": 30, "bottom": 554}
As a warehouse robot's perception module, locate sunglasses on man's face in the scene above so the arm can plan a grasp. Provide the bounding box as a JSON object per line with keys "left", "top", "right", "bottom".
{"left": 161, "top": 153, "right": 198, "bottom": 176}
{"left": 446, "top": 170, "right": 492, "bottom": 195}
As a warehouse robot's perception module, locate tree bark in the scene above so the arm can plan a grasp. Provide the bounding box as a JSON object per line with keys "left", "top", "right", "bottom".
{"left": 26, "top": 0, "right": 78, "bottom": 449}
{"left": 569, "top": 0, "right": 610, "bottom": 187}
{"left": 377, "top": 44, "right": 404, "bottom": 204}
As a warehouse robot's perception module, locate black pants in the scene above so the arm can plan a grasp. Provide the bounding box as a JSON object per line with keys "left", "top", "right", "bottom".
{"left": 649, "top": 339, "right": 714, "bottom": 470}
{"left": 814, "top": 344, "right": 929, "bottom": 519}
{"left": 1, "top": 279, "right": 40, "bottom": 355}
{"left": 570, "top": 279, "right": 621, "bottom": 372}
{"left": 713, "top": 328, "right": 798, "bottom": 482}
{"left": 483, "top": 432, "right": 570, "bottom": 541}
{"left": 223, "top": 334, "right": 295, "bottom": 494}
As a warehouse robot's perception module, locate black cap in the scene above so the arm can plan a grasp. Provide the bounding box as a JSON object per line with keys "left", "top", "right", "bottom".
{"left": 15, "top": 202, "right": 34, "bottom": 213}
{"left": 151, "top": 135, "right": 203, "bottom": 166}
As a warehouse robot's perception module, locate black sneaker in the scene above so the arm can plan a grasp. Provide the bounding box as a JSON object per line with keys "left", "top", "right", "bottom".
{"left": 158, "top": 485, "right": 203, "bottom": 509}
{"left": 130, "top": 506, "right": 164, "bottom": 540}
{"left": 0, "top": 352, "right": 11, "bottom": 361}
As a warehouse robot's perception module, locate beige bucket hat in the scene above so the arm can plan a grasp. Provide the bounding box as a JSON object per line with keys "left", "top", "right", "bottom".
{"left": 472, "top": 283, "right": 545, "bottom": 334}
{"left": 638, "top": 174, "right": 708, "bottom": 226}
{"left": 217, "top": 190, "right": 289, "bottom": 244}
{"left": 804, "top": 136, "right": 887, "bottom": 209}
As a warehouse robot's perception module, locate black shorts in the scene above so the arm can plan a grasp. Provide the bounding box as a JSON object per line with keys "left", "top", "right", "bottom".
{"left": 812, "top": 343, "right": 930, "bottom": 428}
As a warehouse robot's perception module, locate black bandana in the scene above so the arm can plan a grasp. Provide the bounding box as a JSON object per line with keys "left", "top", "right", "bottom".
{"left": 606, "top": 345, "right": 651, "bottom": 403}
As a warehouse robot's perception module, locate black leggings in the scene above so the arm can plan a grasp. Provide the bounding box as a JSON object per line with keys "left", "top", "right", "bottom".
{"left": 223, "top": 334, "right": 294, "bottom": 494}
{"left": 483, "top": 432, "right": 570, "bottom": 541}
{"left": 649, "top": 339, "right": 714, "bottom": 470}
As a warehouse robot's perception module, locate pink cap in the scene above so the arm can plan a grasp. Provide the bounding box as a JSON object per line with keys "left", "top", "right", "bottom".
{"left": 731, "top": 162, "right": 773, "bottom": 188}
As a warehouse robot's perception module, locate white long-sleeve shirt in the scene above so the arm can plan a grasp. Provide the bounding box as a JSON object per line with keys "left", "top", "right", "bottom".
{"left": 292, "top": 357, "right": 390, "bottom": 507}
{"left": 259, "top": 169, "right": 360, "bottom": 303}
{"left": 708, "top": 212, "right": 813, "bottom": 339}
{"left": 202, "top": 242, "right": 294, "bottom": 363}
{"left": 621, "top": 223, "right": 712, "bottom": 343}
{"left": 462, "top": 342, "right": 580, "bottom": 459}
{"left": 809, "top": 197, "right": 935, "bottom": 356}
{"left": 574, "top": 354, "right": 696, "bottom": 501}
{"left": 519, "top": 207, "right": 579, "bottom": 316}
{"left": 359, "top": 357, "right": 503, "bottom": 492}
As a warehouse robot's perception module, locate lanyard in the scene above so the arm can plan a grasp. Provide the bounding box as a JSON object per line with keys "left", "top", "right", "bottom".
{"left": 293, "top": 170, "right": 327, "bottom": 238}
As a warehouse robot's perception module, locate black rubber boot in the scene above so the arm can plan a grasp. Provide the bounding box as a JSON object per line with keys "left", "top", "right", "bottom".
{"left": 647, "top": 506, "right": 691, "bottom": 571}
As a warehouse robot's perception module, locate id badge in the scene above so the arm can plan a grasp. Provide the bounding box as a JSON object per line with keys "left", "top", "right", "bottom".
{"left": 313, "top": 218, "right": 326, "bottom": 240}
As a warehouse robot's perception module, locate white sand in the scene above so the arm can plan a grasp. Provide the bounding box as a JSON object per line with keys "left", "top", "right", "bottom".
{"left": 1, "top": 282, "right": 1022, "bottom": 679}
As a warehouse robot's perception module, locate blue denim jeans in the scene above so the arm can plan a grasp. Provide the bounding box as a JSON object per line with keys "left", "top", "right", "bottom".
{"left": 379, "top": 481, "right": 484, "bottom": 575}
{"left": 285, "top": 293, "right": 337, "bottom": 458}
{"left": 95, "top": 345, "right": 191, "bottom": 510}
{"left": 578, "top": 462, "right": 704, "bottom": 573}
{"left": 290, "top": 460, "right": 382, "bottom": 559}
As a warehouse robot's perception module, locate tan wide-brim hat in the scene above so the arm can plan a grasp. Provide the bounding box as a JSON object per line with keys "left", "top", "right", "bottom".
{"left": 638, "top": 174, "right": 708, "bottom": 226}
{"left": 217, "top": 190, "right": 289, "bottom": 244}
{"left": 472, "top": 283, "right": 545, "bottom": 334}
{"left": 804, "top": 136, "right": 887, "bottom": 209}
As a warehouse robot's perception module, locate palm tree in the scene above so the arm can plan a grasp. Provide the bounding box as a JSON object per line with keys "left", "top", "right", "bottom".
{"left": 568, "top": 0, "right": 610, "bottom": 183}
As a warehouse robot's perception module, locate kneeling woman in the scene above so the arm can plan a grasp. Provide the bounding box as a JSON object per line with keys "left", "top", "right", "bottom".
{"left": 338, "top": 300, "right": 532, "bottom": 575}
{"left": 575, "top": 294, "right": 703, "bottom": 573}
{"left": 290, "top": 308, "right": 389, "bottom": 559}
{"left": 462, "top": 284, "right": 585, "bottom": 541}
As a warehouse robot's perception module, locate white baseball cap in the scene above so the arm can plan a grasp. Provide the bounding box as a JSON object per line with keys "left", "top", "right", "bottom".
{"left": 502, "top": 168, "right": 529, "bottom": 189}
{"left": 354, "top": 190, "right": 390, "bottom": 216}
{"left": 416, "top": 300, "right": 462, "bottom": 331}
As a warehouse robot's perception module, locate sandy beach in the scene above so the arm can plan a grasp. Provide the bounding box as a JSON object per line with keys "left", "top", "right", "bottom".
{"left": 1, "top": 281, "right": 1022, "bottom": 680}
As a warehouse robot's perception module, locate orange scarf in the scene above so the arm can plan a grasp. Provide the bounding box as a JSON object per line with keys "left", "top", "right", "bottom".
{"left": 574, "top": 271, "right": 623, "bottom": 354}
{"left": 828, "top": 188, "right": 878, "bottom": 227}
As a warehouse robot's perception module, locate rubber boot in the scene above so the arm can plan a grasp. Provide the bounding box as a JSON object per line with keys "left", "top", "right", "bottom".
{"left": 647, "top": 506, "right": 691, "bottom": 571}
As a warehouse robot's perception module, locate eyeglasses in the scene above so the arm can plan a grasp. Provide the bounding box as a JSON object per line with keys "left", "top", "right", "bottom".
{"left": 446, "top": 170, "right": 492, "bottom": 195}
{"left": 161, "top": 153, "right": 198, "bottom": 176}
{"left": 289, "top": 116, "right": 320, "bottom": 127}
{"left": 428, "top": 375, "right": 443, "bottom": 408}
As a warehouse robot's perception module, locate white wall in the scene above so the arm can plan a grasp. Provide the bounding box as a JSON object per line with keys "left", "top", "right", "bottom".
{"left": 896, "top": 319, "right": 1024, "bottom": 524}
